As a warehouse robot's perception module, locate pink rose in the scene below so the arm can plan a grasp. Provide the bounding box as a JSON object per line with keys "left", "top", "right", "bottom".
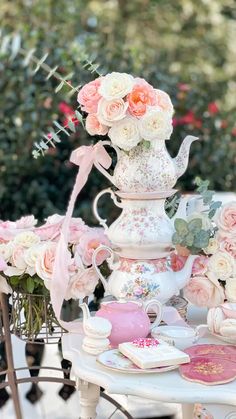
{"left": 155, "top": 89, "right": 174, "bottom": 115}
{"left": 85, "top": 114, "right": 108, "bottom": 136}
{"left": 35, "top": 215, "right": 88, "bottom": 243}
{"left": 66, "top": 267, "right": 98, "bottom": 299}
{"left": 170, "top": 252, "right": 187, "bottom": 272}
{"left": 35, "top": 243, "right": 57, "bottom": 289}
{"left": 12, "top": 246, "right": 27, "bottom": 270}
{"left": 184, "top": 275, "right": 225, "bottom": 308}
{"left": 77, "top": 78, "right": 102, "bottom": 114}
{"left": 216, "top": 201, "right": 236, "bottom": 237}
{"left": 76, "top": 227, "right": 110, "bottom": 266}
{"left": 0, "top": 257, "right": 7, "bottom": 271}
{"left": 127, "top": 78, "right": 157, "bottom": 117}
{"left": 219, "top": 235, "right": 236, "bottom": 258}
{"left": 97, "top": 98, "right": 128, "bottom": 126}
{"left": 192, "top": 255, "right": 208, "bottom": 276}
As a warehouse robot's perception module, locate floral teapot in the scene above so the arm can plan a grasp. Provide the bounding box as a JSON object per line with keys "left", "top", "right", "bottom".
{"left": 92, "top": 246, "right": 197, "bottom": 304}
{"left": 94, "top": 136, "right": 198, "bottom": 193}
{"left": 93, "top": 189, "right": 191, "bottom": 259}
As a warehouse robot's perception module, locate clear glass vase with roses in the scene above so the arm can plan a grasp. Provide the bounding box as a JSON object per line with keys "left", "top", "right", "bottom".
{"left": 0, "top": 214, "right": 110, "bottom": 341}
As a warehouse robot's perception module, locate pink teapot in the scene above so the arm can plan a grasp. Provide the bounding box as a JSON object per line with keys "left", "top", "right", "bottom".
{"left": 95, "top": 300, "right": 162, "bottom": 347}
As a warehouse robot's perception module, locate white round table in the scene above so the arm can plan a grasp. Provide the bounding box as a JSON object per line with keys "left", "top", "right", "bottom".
{"left": 62, "top": 306, "right": 236, "bottom": 419}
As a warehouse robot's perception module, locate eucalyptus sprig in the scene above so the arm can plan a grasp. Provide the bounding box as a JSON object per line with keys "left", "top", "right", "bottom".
{"left": 0, "top": 31, "right": 103, "bottom": 158}
{"left": 194, "top": 177, "right": 222, "bottom": 219}
{"left": 172, "top": 218, "right": 211, "bottom": 255}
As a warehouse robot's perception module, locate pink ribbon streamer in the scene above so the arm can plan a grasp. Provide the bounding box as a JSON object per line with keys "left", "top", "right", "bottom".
{"left": 50, "top": 142, "right": 112, "bottom": 333}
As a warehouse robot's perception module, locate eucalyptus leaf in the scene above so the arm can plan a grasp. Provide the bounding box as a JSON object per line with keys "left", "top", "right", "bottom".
{"left": 174, "top": 218, "right": 188, "bottom": 237}
{"left": 184, "top": 232, "right": 194, "bottom": 246}
{"left": 68, "top": 120, "right": 76, "bottom": 133}
{"left": 172, "top": 232, "right": 182, "bottom": 245}
{"left": 193, "top": 230, "right": 210, "bottom": 248}
{"left": 188, "top": 218, "right": 202, "bottom": 233}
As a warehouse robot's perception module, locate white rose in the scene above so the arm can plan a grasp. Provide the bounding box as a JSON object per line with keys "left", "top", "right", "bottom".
{"left": 204, "top": 238, "right": 219, "bottom": 255}
{"left": 138, "top": 108, "right": 173, "bottom": 141}
{"left": 0, "top": 242, "right": 14, "bottom": 262}
{"left": 187, "top": 212, "right": 212, "bottom": 230}
{"left": 97, "top": 98, "right": 128, "bottom": 126}
{"left": 14, "top": 231, "right": 40, "bottom": 248}
{"left": 99, "top": 72, "right": 134, "bottom": 100}
{"left": 108, "top": 116, "right": 141, "bottom": 151}
{"left": 24, "top": 244, "right": 46, "bottom": 268}
{"left": 225, "top": 278, "right": 236, "bottom": 303}
{"left": 208, "top": 251, "right": 235, "bottom": 280}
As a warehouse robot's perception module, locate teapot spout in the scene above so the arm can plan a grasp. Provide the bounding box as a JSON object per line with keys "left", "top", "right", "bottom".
{"left": 174, "top": 136, "right": 199, "bottom": 179}
{"left": 175, "top": 254, "right": 198, "bottom": 290}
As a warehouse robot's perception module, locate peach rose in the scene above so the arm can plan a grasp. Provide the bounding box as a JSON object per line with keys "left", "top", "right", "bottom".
{"left": 127, "top": 78, "right": 157, "bottom": 117}
{"left": 219, "top": 235, "right": 236, "bottom": 259}
{"left": 192, "top": 255, "right": 208, "bottom": 276}
{"left": 75, "top": 228, "right": 110, "bottom": 266}
{"left": 184, "top": 275, "right": 225, "bottom": 308}
{"left": 66, "top": 267, "right": 98, "bottom": 300}
{"left": 215, "top": 201, "right": 236, "bottom": 237}
{"left": 155, "top": 89, "right": 174, "bottom": 115}
{"left": 77, "top": 78, "right": 102, "bottom": 114}
{"left": 35, "top": 243, "right": 57, "bottom": 289}
{"left": 85, "top": 114, "right": 108, "bottom": 136}
{"left": 97, "top": 98, "right": 128, "bottom": 126}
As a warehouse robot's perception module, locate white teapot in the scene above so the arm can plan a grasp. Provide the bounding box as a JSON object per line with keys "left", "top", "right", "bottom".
{"left": 92, "top": 246, "right": 197, "bottom": 304}
{"left": 94, "top": 136, "right": 198, "bottom": 193}
{"left": 93, "top": 189, "right": 190, "bottom": 259}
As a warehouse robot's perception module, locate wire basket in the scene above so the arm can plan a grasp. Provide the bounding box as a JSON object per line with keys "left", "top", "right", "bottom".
{"left": 10, "top": 292, "right": 64, "bottom": 344}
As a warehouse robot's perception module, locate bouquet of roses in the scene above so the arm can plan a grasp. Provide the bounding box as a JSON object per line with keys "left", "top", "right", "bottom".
{"left": 0, "top": 214, "right": 109, "bottom": 337}
{"left": 77, "top": 72, "right": 174, "bottom": 151}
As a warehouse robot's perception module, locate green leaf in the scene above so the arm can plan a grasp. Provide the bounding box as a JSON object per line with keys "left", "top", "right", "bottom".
{"left": 53, "top": 120, "right": 70, "bottom": 136}
{"left": 10, "top": 33, "right": 21, "bottom": 60}
{"left": 184, "top": 232, "right": 194, "bottom": 246}
{"left": 202, "top": 190, "right": 214, "bottom": 205}
{"left": 55, "top": 81, "right": 65, "bottom": 93}
{"left": 68, "top": 120, "right": 76, "bottom": 133}
{"left": 172, "top": 232, "right": 182, "bottom": 245}
{"left": 26, "top": 276, "right": 35, "bottom": 293}
{"left": 22, "top": 48, "right": 36, "bottom": 67}
{"left": 142, "top": 140, "right": 151, "bottom": 149}
{"left": 193, "top": 230, "right": 210, "bottom": 248}
{"left": 33, "top": 52, "right": 49, "bottom": 74}
{"left": 174, "top": 218, "right": 188, "bottom": 237}
{"left": 49, "top": 131, "right": 61, "bottom": 143}
{"left": 64, "top": 72, "right": 74, "bottom": 80}
{"left": 9, "top": 276, "right": 21, "bottom": 286}
{"left": 46, "top": 66, "right": 59, "bottom": 80}
{"left": 75, "top": 110, "right": 84, "bottom": 127}
{"left": 188, "top": 218, "right": 202, "bottom": 233}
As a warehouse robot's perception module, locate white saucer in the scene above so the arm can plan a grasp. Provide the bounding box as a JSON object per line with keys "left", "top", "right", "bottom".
{"left": 97, "top": 349, "right": 179, "bottom": 374}
{"left": 116, "top": 190, "right": 177, "bottom": 200}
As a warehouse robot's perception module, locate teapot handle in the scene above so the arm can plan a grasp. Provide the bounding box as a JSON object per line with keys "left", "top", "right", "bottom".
{"left": 93, "top": 188, "right": 123, "bottom": 230}
{"left": 92, "top": 245, "right": 115, "bottom": 292}
{"left": 144, "top": 299, "right": 163, "bottom": 330}
{"left": 94, "top": 140, "right": 121, "bottom": 187}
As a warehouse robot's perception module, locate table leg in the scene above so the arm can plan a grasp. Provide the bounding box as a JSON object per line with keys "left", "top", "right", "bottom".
{"left": 202, "top": 404, "right": 236, "bottom": 419}
{"left": 182, "top": 403, "right": 194, "bottom": 419}
{"left": 76, "top": 379, "right": 100, "bottom": 419}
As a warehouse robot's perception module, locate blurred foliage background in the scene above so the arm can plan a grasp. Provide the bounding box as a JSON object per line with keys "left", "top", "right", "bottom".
{"left": 0, "top": 0, "right": 235, "bottom": 224}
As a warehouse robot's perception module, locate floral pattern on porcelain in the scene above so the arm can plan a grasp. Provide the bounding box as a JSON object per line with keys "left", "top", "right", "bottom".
{"left": 114, "top": 141, "right": 177, "bottom": 192}
{"left": 118, "top": 258, "right": 169, "bottom": 274}
{"left": 121, "top": 278, "right": 160, "bottom": 300}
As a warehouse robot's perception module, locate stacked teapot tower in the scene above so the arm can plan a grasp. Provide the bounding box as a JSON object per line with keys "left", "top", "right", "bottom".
{"left": 92, "top": 135, "right": 198, "bottom": 306}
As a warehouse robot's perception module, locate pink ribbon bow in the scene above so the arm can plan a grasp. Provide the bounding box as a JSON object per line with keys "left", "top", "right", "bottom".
{"left": 50, "top": 142, "right": 112, "bottom": 333}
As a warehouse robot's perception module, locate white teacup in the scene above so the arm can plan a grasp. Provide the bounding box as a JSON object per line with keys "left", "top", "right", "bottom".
{"left": 151, "top": 325, "right": 208, "bottom": 350}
